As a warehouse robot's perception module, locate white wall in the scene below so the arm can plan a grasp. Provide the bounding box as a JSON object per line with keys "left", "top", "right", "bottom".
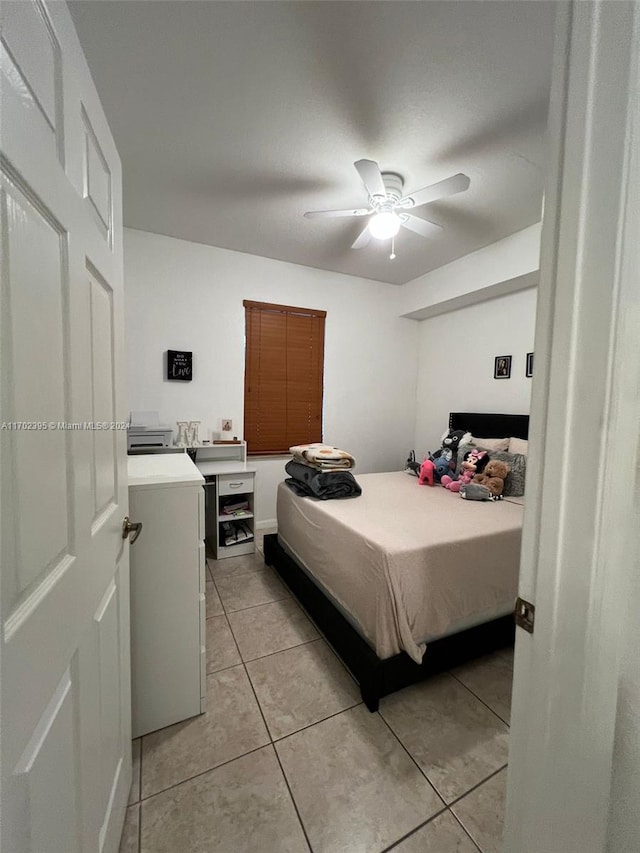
{"left": 124, "top": 228, "right": 418, "bottom": 524}
{"left": 414, "top": 288, "right": 537, "bottom": 455}
{"left": 400, "top": 223, "right": 541, "bottom": 318}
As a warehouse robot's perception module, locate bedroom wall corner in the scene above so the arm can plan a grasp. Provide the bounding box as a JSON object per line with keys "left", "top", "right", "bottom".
{"left": 413, "top": 287, "right": 538, "bottom": 456}
{"left": 124, "top": 228, "right": 419, "bottom": 523}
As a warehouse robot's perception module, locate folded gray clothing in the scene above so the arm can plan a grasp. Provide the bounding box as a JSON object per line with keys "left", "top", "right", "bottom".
{"left": 284, "top": 460, "right": 362, "bottom": 500}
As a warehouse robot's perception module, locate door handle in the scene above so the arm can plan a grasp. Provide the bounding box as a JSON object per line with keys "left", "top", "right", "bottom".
{"left": 122, "top": 516, "right": 143, "bottom": 544}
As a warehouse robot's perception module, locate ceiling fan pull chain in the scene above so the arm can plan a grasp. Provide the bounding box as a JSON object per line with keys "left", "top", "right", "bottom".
{"left": 390, "top": 236, "right": 397, "bottom": 260}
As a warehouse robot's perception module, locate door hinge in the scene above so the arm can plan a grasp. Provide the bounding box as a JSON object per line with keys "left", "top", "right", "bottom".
{"left": 514, "top": 596, "right": 535, "bottom": 633}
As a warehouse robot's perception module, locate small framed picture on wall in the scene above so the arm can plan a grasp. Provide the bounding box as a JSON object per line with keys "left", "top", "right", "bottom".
{"left": 526, "top": 352, "right": 534, "bottom": 377}
{"left": 494, "top": 355, "right": 512, "bottom": 379}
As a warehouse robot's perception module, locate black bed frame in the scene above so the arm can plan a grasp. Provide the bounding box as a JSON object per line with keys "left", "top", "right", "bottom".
{"left": 264, "top": 412, "right": 528, "bottom": 712}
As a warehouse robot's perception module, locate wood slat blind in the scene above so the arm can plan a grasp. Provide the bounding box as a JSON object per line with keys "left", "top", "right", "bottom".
{"left": 243, "top": 300, "right": 326, "bottom": 455}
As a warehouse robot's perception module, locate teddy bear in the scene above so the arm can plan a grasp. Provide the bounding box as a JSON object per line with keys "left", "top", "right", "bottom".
{"left": 441, "top": 449, "right": 489, "bottom": 492}
{"left": 472, "top": 459, "right": 510, "bottom": 497}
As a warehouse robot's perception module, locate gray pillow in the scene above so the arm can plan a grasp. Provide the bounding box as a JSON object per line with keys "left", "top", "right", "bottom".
{"left": 486, "top": 450, "right": 527, "bottom": 497}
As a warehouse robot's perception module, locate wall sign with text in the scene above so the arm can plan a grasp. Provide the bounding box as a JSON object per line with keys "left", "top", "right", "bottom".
{"left": 167, "top": 350, "right": 193, "bottom": 381}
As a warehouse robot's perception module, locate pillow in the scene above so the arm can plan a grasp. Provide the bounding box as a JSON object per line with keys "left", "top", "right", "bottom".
{"left": 486, "top": 450, "right": 527, "bottom": 497}
{"left": 509, "top": 436, "right": 529, "bottom": 455}
{"left": 469, "top": 435, "right": 510, "bottom": 452}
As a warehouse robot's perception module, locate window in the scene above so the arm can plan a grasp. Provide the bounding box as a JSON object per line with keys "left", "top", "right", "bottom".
{"left": 243, "top": 300, "right": 326, "bottom": 455}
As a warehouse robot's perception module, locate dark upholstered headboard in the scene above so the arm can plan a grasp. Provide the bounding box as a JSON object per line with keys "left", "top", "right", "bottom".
{"left": 449, "top": 412, "right": 529, "bottom": 440}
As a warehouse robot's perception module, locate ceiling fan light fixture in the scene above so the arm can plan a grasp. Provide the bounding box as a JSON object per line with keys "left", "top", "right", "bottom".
{"left": 369, "top": 211, "right": 401, "bottom": 240}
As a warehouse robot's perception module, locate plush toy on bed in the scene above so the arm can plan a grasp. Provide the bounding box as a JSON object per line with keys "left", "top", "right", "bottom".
{"left": 427, "top": 428, "right": 472, "bottom": 481}
{"left": 404, "top": 450, "right": 421, "bottom": 477}
{"left": 441, "top": 449, "right": 489, "bottom": 492}
{"left": 460, "top": 482, "right": 502, "bottom": 501}
{"left": 418, "top": 457, "right": 435, "bottom": 486}
{"left": 472, "top": 459, "right": 510, "bottom": 497}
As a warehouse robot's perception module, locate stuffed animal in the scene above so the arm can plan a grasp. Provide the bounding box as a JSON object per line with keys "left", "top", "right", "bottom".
{"left": 441, "top": 449, "right": 489, "bottom": 492}
{"left": 418, "top": 452, "right": 457, "bottom": 487}
{"left": 418, "top": 458, "right": 435, "bottom": 486}
{"left": 404, "top": 450, "right": 420, "bottom": 477}
{"left": 428, "top": 429, "right": 471, "bottom": 481}
{"left": 473, "top": 459, "right": 510, "bottom": 497}
{"left": 460, "top": 482, "right": 503, "bottom": 501}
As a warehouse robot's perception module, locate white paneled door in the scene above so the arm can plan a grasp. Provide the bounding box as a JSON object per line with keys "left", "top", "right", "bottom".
{"left": 1, "top": 2, "right": 131, "bottom": 851}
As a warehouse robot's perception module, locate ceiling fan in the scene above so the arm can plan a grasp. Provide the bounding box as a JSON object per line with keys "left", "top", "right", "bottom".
{"left": 304, "top": 159, "right": 470, "bottom": 254}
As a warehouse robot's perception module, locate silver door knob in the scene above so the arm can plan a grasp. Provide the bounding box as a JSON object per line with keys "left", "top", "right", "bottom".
{"left": 122, "top": 516, "right": 143, "bottom": 544}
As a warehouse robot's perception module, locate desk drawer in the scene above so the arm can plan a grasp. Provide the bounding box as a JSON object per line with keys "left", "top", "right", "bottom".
{"left": 218, "top": 473, "right": 254, "bottom": 496}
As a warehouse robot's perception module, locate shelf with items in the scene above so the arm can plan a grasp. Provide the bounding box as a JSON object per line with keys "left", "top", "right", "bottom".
{"left": 199, "top": 448, "right": 256, "bottom": 559}
{"left": 219, "top": 518, "right": 254, "bottom": 546}
{"left": 218, "top": 493, "right": 255, "bottom": 540}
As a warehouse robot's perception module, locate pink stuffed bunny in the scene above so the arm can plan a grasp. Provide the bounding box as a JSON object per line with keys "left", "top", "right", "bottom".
{"left": 418, "top": 458, "right": 435, "bottom": 486}
{"left": 441, "top": 449, "right": 488, "bottom": 492}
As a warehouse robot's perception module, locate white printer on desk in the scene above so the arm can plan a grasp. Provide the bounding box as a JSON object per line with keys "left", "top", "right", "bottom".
{"left": 127, "top": 411, "right": 175, "bottom": 453}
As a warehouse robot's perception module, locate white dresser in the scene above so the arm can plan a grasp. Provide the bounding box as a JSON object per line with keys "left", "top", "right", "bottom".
{"left": 128, "top": 454, "right": 206, "bottom": 737}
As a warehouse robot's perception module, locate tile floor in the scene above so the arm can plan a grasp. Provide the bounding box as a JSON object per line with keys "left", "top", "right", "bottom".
{"left": 121, "top": 528, "right": 514, "bottom": 853}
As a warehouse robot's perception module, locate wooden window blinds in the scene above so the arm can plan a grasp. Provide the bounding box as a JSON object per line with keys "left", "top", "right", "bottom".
{"left": 243, "top": 300, "right": 326, "bottom": 455}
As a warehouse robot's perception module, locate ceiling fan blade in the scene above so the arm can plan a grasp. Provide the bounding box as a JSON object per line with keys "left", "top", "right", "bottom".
{"left": 354, "top": 159, "right": 386, "bottom": 199}
{"left": 304, "top": 208, "right": 370, "bottom": 219}
{"left": 402, "top": 173, "right": 470, "bottom": 208}
{"left": 400, "top": 214, "right": 443, "bottom": 238}
{"left": 351, "top": 224, "right": 372, "bottom": 249}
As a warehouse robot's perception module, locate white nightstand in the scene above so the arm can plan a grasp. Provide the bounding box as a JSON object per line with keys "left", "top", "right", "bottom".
{"left": 194, "top": 443, "right": 257, "bottom": 559}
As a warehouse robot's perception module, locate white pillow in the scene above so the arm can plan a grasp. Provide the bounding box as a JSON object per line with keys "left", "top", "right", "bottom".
{"left": 509, "top": 436, "right": 529, "bottom": 455}
{"left": 469, "top": 435, "right": 510, "bottom": 452}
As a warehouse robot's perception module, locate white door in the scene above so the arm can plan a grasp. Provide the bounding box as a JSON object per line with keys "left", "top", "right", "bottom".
{"left": 1, "top": 2, "right": 131, "bottom": 851}
{"left": 505, "top": 1, "right": 640, "bottom": 851}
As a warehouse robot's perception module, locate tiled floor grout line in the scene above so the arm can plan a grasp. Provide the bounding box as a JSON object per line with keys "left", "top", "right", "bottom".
{"left": 447, "top": 807, "right": 485, "bottom": 853}
{"left": 272, "top": 746, "right": 314, "bottom": 853}
{"left": 446, "top": 762, "right": 509, "bottom": 810}
{"left": 376, "top": 711, "right": 446, "bottom": 803}
{"left": 221, "top": 592, "right": 292, "bottom": 616}
{"left": 219, "top": 605, "right": 244, "bottom": 665}
{"left": 381, "top": 764, "right": 507, "bottom": 853}
{"left": 206, "top": 659, "right": 247, "bottom": 677}
{"left": 379, "top": 804, "right": 449, "bottom": 853}
{"left": 146, "top": 555, "right": 503, "bottom": 853}
{"left": 136, "top": 742, "right": 270, "bottom": 805}
{"left": 240, "top": 660, "right": 314, "bottom": 853}
{"left": 312, "top": 628, "right": 361, "bottom": 690}
{"left": 448, "top": 669, "right": 512, "bottom": 728}
{"left": 241, "top": 636, "right": 320, "bottom": 665}
{"left": 270, "top": 701, "right": 364, "bottom": 745}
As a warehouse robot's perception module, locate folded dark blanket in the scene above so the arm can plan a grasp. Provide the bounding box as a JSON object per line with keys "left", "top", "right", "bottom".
{"left": 284, "top": 460, "right": 362, "bottom": 500}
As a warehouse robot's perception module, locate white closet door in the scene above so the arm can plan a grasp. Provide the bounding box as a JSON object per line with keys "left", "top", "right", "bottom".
{"left": 1, "top": 2, "right": 131, "bottom": 851}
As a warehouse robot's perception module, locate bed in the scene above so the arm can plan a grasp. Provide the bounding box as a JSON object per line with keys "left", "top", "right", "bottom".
{"left": 263, "top": 412, "right": 528, "bottom": 711}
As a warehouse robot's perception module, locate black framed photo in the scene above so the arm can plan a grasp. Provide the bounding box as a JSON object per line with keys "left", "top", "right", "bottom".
{"left": 167, "top": 349, "right": 193, "bottom": 381}
{"left": 526, "top": 352, "right": 534, "bottom": 377}
{"left": 494, "top": 355, "right": 512, "bottom": 379}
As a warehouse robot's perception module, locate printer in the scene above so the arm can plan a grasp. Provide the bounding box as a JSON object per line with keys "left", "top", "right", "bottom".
{"left": 127, "top": 412, "right": 176, "bottom": 453}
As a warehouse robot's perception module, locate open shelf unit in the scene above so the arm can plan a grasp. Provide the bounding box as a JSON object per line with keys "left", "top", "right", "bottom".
{"left": 194, "top": 443, "right": 257, "bottom": 560}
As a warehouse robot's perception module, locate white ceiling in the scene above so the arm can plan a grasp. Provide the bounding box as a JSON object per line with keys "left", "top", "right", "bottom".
{"left": 70, "top": 0, "right": 556, "bottom": 285}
